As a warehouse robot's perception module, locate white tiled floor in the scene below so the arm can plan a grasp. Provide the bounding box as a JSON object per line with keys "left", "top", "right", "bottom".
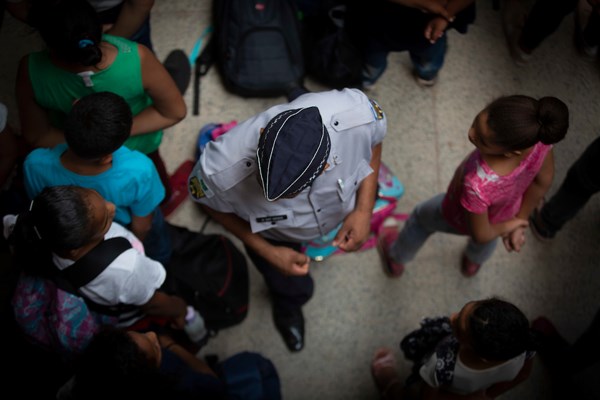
{"left": 2, "top": 1, "right": 599, "bottom": 398}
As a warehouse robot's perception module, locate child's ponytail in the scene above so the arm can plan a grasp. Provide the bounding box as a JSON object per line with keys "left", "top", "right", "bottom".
{"left": 29, "top": 0, "right": 103, "bottom": 67}
{"left": 75, "top": 36, "right": 103, "bottom": 67}
{"left": 9, "top": 203, "right": 54, "bottom": 276}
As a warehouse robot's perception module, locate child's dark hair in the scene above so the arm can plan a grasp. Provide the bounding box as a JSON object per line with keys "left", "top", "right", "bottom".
{"left": 28, "top": 0, "right": 102, "bottom": 66}
{"left": 468, "top": 298, "right": 535, "bottom": 361}
{"left": 71, "top": 327, "right": 172, "bottom": 399}
{"left": 65, "top": 92, "right": 132, "bottom": 159}
{"left": 486, "top": 95, "right": 569, "bottom": 151}
{"left": 9, "top": 186, "right": 96, "bottom": 273}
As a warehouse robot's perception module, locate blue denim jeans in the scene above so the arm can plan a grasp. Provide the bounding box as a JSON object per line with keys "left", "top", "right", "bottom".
{"left": 130, "top": 16, "right": 154, "bottom": 52}
{"left": 390, "top": 193, "right": 498, "bottom": 266}
{"left": 142, "top": 208, "right": 172, "bottom": 265}
{"left": 362, "top": 34, "right": 447, "bottom": 84}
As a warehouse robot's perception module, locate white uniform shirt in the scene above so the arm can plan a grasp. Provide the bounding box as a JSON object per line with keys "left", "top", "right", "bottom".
{"left": 189, "top": 88, "right": 386, "bottom": 242}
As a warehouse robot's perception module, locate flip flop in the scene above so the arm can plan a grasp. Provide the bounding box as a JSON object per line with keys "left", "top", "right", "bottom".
{"left": 161, "top": 159, "right": 195, "bottom": 217}
{"left": 163, "top": 49, "right": 192, "bottom": 95}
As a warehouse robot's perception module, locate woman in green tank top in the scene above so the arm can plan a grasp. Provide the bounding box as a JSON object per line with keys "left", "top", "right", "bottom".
{"left": 16, "top": 0, "right": 186, "bottom": 198}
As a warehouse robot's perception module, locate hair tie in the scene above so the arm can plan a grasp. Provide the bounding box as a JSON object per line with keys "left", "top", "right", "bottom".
{"left": 33, "top": 226, "right": 43, "bottom": 240}
{"left": 28, "top": 200, "right": 42, "bottom": 240}
{"left": 78, "top": 39, "right": 94, "bottom": 49}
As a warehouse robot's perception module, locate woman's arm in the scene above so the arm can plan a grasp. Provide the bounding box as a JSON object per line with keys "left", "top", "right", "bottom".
{"left": 423, "top": 0, "right": 475, "bottom": 43}
{"left": 105, "top": 0, "right": 155, "bottom": 39}
{"left": 441, "top": 0, "right": 474, "bottom": 19}
{"left": 387, "top": 0, "right": 451, "bottom": 19}
{"left": 16, "top": 56, "right": 65, "bottom": 148}
{"left": 130, "top": 213, "right": 153, "bottom": 241}
{"left": 5, "top": 0, "right": 31, "bottom": 23}
{"left": 158, "top": 334, "right": 217, "bottom": 377}
{"left": 132, "top": 45, "right": 186, "bottom": 136}
{"left": 141, "top": 291, "right": 187, "bottom": 329}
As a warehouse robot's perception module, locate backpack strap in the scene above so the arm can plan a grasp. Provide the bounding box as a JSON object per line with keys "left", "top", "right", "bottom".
{"left": 52, "top": 237, "right": 138, "bottom": 317}
{"left": 57, "top": 237, "right": 132, "bottom": 289}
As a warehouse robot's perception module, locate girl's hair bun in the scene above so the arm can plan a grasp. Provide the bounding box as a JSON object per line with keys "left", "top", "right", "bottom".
{"left": 537, "top": 97, "right": 569, "bottom": 145}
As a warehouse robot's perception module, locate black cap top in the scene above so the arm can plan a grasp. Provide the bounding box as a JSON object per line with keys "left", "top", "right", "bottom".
{"left": 257, "top": 107, "right": 331, "bottom": 201}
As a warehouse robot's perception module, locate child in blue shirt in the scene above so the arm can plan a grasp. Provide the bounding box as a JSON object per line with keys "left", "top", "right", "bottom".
{"left": 23, "top": 91, "right": 171, "bottom": 264}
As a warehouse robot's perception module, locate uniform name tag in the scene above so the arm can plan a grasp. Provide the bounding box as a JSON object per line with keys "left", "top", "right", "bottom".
{"left": 256, "top": 215, "right": 287, "bottom": 223}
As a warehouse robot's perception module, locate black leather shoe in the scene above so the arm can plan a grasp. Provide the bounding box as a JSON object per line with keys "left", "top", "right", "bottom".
{"left": 273, "top": 308, "right": 304, "bottom": 352}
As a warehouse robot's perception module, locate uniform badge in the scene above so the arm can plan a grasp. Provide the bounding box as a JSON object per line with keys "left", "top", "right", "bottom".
{"left": 189, "top": 176, "right": 215, "bottom": 199}
{"left": 369, "top": 98, "right": 385, "bottom": 120}
{"left": 189, "top": 176, "right": 205, "bottom": 199}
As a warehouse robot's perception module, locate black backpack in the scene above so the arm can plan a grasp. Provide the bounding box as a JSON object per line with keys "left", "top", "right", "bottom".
{"left": 213, "top": 352, "right": 281, "bottom": 400}
{"left": 164, "top": 224, "right": 249, "bottom": 331}
{"left": 213, "top": 0, "right": 304, "bottom": 97}
{"left": 303, "top": 2, "right": 363, "bottom": 89}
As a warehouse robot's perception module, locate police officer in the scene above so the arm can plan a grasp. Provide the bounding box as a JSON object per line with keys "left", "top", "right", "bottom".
{"left": 188, "top": 88, "right": 386, "bottom": 352}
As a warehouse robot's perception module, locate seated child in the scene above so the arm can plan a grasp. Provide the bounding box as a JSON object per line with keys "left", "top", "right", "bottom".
{"left": 371, "top": 298, "right": 536, "bottom": 399}
{"left": 6, "top": 185, "right": 187, "bottom": 329}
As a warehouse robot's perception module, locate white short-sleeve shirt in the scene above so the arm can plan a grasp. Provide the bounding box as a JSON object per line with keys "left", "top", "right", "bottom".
{"left": 420, "top": 351, "right": 528, "bottom": 394}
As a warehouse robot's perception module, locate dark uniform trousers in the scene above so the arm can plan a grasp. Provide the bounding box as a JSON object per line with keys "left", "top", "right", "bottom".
{"left": 244, "top": 239, "right": 314, "bottom": 314}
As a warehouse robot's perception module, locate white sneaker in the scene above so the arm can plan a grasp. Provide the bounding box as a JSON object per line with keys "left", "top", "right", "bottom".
{"left": 361, "top": 80, "right": 377, "bottom": 91}
{"left": 502, "top": 0, "right": 531, "bottom": 66}
{"left": 575, "top": 0, "right": 598, "bottom": 59}
{"left": 415, "top": 75, "right": 436, "bottom": 87}
{"left": 508, "top": 35, "right": 532, "bottom": 66}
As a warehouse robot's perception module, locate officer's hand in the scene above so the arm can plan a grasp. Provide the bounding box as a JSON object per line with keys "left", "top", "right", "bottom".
{"left": 333, "top": 209, "right": 371, "bottom": 252}
{"left": 270, "top": 246, "right": 310, "bottom": 276}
